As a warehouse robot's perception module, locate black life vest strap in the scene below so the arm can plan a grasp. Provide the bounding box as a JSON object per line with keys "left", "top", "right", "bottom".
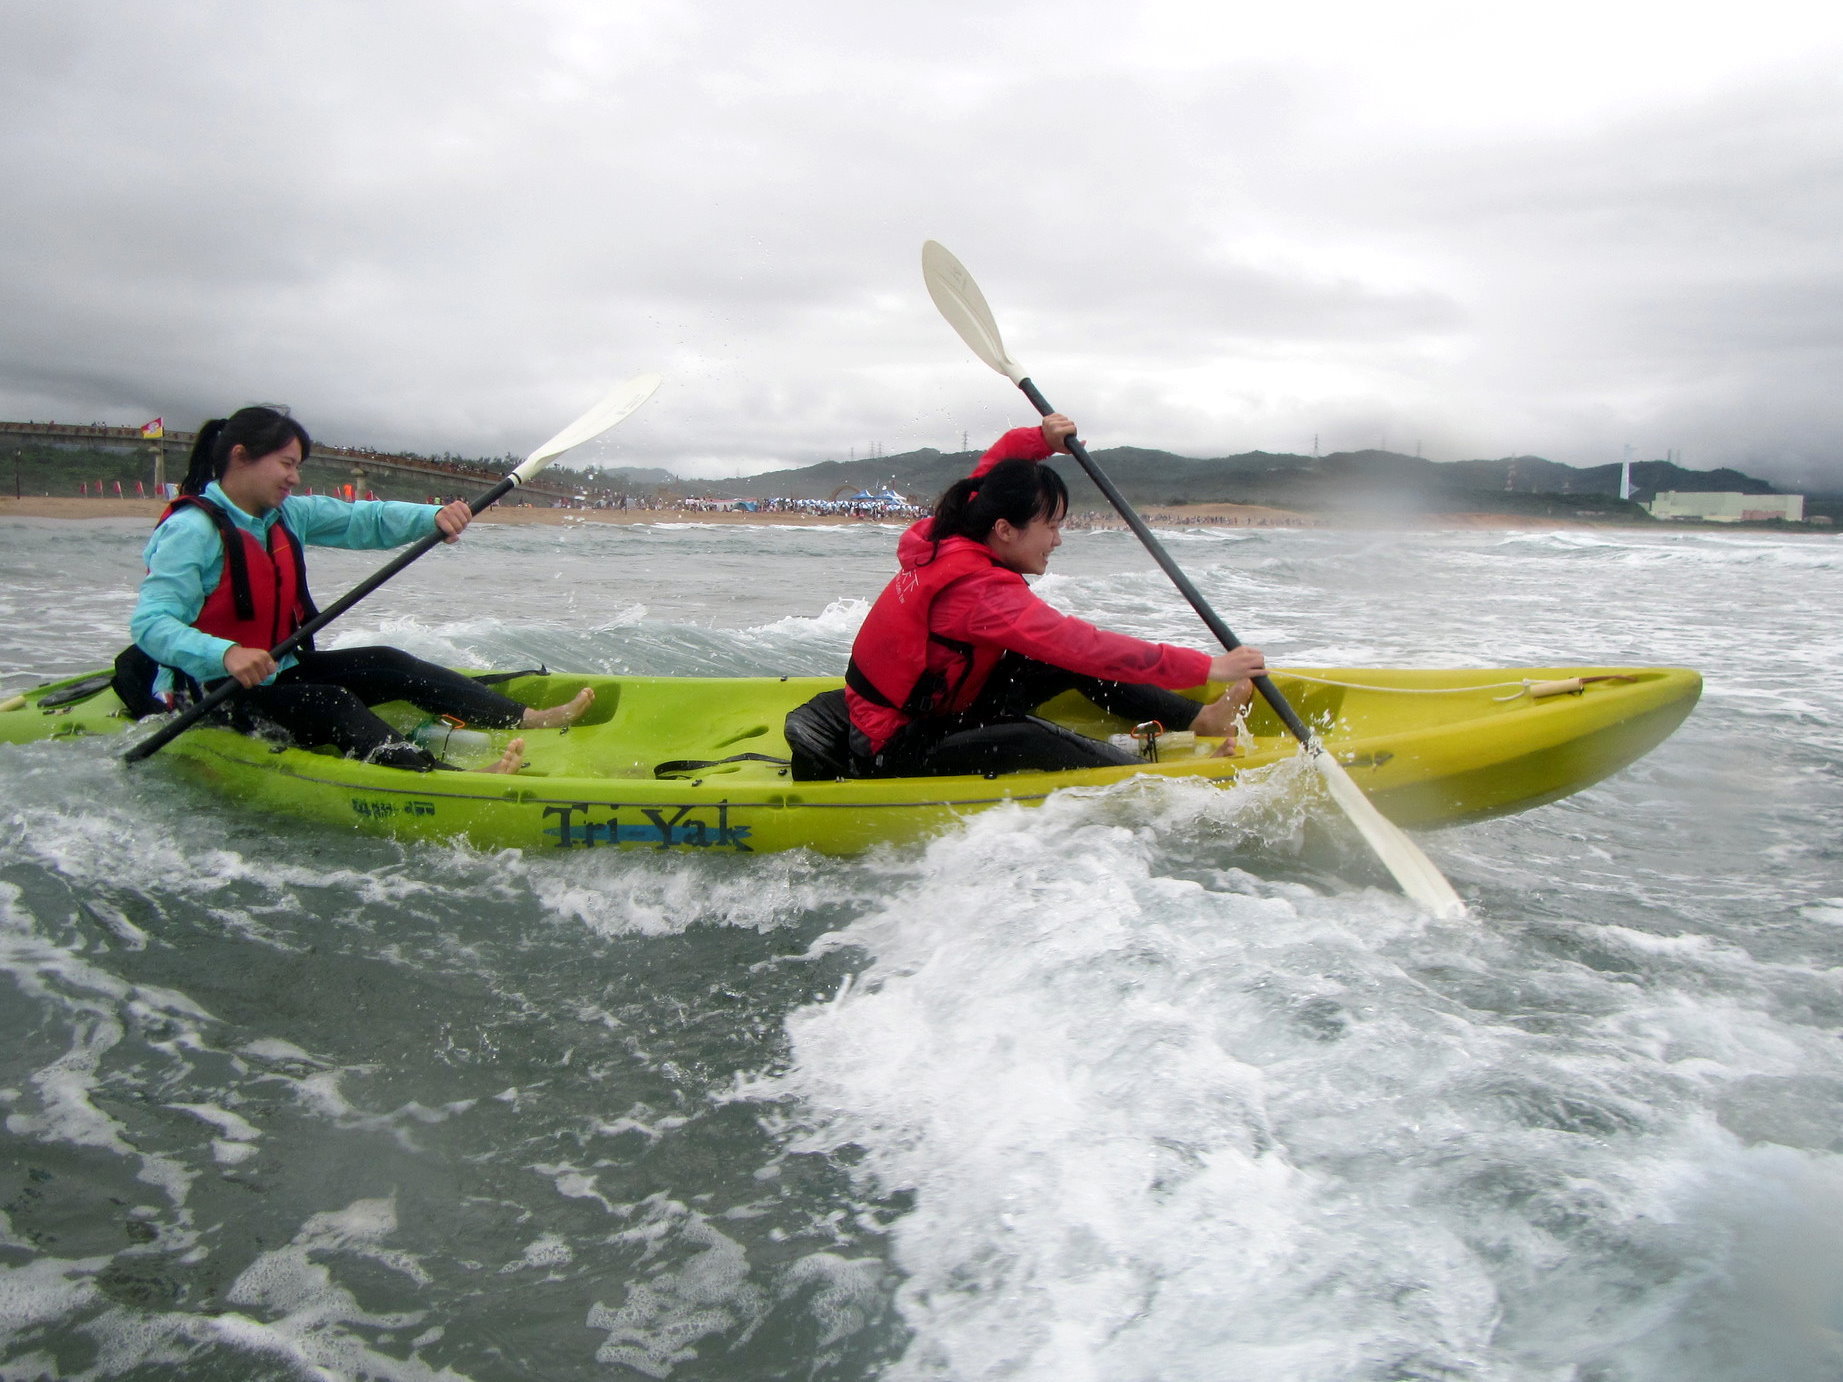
{"left": 927, "top": 632, "right": 978, "bottom": 713}
{"left": 844, "top": 658, "right": 896, "bottom": 709}
{"left": 167, "top": 495, "right": 255, "bottom": 620}
{"left": 847, "top": 632, "right": 978, "bottom": 717}
{"left": 277, "top": 511, "right": 319, "bottom": 641}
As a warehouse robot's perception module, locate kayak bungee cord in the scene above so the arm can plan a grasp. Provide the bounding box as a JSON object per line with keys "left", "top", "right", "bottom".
{"left": 1281, "top": 672, "right": 1640, "bottom": 701}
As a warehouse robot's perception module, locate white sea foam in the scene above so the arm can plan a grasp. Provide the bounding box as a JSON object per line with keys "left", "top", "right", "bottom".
{"left": 0, "top": 1254, "right": 107, "bottom": 1336}
{"left": 765, "top": 784, "right": 1843, "bottom": 1380}
{"left": 752, "top": 595, "right": 869, "bottom": 643}
{"left": 586, "top": 1200, "right": 765, "bottom": 1377}
{"left": 155, "top": 1195, "right": 466, "bottom": 1381}
{"left": 166, "top": 1101, "right": 260, "bottom": 1141}
{"left": 499, "top": 1233, "right": 575, "bottom": 1275}
{"left": 239, "top": 1037, "right": 327, "bottom": 1068}
{"left": 521, "top": 848, "right": 870, "bottom": 940}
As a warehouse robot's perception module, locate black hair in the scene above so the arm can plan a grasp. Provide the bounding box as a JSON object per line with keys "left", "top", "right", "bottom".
{"left": 928, "top": 457, "right": 1068, "bottom": 554}
{"left": 180, "top": 406, "right": 312, "bottom": 496}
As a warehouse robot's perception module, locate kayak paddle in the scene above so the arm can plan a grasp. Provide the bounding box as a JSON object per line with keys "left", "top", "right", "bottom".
{"left": 920, "top": 241, "right": 1464, "bottom": 917}
{"left": 123, "top": 372, "right": 663, "bottom": 764}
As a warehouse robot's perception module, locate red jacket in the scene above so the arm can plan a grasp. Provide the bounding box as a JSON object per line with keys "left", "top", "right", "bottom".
{"left": 845, "top": 428, "right": 1211, "bottom": 752}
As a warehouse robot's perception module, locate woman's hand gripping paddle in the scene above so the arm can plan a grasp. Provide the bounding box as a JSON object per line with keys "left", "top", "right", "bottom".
{"left": 123, "top": 372, "right": 663, "bottom": 764}
{"left": 920, "top": 242, "right": 1464, "bottom": 918}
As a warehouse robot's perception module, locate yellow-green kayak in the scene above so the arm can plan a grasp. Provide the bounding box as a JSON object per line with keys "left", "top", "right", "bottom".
{"left": 1, "top": 665, "right": 1700, "bottom": 854}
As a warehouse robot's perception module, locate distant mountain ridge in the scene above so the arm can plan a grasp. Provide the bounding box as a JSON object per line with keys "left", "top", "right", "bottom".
{"left": 9, "top": 429, "right": 1814, "bottom": 518}
{"left": 718, "top": 445, "right": 1789, "bottom": 515}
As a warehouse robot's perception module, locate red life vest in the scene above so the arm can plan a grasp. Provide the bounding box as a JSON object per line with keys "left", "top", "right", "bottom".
{"left": 846, "top": 539, "right": 1010, "bottom": 721}
{"left": 156, "top": 495, "right": 318, "bottom": 652}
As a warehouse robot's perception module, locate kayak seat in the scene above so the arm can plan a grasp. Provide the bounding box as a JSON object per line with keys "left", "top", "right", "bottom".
{"left": 784, "top": 688, "right": 852, "bottom": 781}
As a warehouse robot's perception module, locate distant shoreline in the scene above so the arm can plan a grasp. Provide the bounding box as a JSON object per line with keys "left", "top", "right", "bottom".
{"left": 0, "top": 495, "right": 1643, "bottom": 531}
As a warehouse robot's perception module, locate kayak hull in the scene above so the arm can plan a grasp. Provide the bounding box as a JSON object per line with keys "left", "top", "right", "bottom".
{"left": 2, "top": 666, "right": 1701, "bottom": 854}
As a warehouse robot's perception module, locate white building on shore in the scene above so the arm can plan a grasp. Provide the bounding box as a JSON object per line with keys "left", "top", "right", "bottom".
{"left": 1647, "top": 491, "right": 1804, "bottom": 522}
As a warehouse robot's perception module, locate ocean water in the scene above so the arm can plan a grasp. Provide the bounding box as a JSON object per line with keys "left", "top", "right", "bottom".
{"left": 2, "top": 515, "right": 1841, "bottom": 1381}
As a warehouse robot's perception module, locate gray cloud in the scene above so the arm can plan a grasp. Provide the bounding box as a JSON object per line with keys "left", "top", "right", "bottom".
{"left": 2, "top": 1, "right": 1839, "bottom": 488}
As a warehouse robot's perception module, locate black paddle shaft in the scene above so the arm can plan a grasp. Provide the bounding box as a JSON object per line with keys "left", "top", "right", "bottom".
{"left": 1016, "top": 377, "right": 1316, "bottom": 747}
{"left": 123, "top": 475, "right": 519, "bottom": 764}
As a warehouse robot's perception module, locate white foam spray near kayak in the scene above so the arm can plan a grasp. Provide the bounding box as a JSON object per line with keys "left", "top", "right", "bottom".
{"left": 765, "top": 783, "right": 1843, "bottom": 1380}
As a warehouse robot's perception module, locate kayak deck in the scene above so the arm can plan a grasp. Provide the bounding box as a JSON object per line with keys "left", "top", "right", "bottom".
{"left": 1, "top": 665, "right": 1701, "bottom": 854}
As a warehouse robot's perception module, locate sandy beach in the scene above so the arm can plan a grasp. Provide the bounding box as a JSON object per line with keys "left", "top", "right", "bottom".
{"left": 0, "top": 495, "right": 1600, "bottom": 530}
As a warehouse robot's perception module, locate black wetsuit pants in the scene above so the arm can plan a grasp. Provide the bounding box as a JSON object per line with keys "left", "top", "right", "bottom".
{"left": 858, "top": 654, "right": 1208, "bottom": 778}
{"left": 221, "top": 646, "right": 526, "bottom": 771}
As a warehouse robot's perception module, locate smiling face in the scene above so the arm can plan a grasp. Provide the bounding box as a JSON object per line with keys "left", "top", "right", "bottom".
{"left": 219, "top": 438, "right": 304, "bottom": 515}
{"left": 985, "top": 509, "right": 1064, "bottom": 575}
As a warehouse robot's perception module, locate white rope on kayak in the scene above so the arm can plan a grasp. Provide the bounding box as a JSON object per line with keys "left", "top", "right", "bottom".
{"left": 1281, "top": 673, "right": 1635, "bottom": 701}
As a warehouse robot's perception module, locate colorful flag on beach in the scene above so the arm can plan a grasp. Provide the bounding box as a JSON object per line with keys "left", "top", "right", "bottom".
{"left": 140, "top": 418, "right": 164, "bottom": 439}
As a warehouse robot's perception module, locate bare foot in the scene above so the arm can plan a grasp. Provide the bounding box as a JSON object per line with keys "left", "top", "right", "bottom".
{"left": 1190, "top": 678, "right": 1254, "bottom": 742}
{"left": 478, "top": 737, "right": 526, "bottom": 773}
{"left": 521, "top": 687, "right": 594, "bottom": 730}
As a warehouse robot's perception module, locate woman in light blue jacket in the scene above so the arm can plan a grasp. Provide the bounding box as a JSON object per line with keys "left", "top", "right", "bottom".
{"left": 123, "top": 405, "right": 588, "bottom": 772}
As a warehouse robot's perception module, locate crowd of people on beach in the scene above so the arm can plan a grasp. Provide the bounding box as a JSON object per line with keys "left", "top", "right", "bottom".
{"left": 561, "top": 493, "right": 930, "bottom": 520}
{"left": 52, "top": 474, "right": 1325, "bottom": 530}
{"left": 543, "top": 493, "right": 1322, "bottom": 528}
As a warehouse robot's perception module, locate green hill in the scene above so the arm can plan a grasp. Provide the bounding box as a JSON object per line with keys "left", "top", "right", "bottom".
{"left": 0, "top": 439, "right": 670, "bottom": 505}
{"left": 721, "top": 444, "right": 1787, "bottom": 518}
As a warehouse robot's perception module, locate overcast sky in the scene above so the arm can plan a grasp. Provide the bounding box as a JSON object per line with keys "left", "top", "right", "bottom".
{"left": 3, "top": 1, "right": 1840, "bottom": 487}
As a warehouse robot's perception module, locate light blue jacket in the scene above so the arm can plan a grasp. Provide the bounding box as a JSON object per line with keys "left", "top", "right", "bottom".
{"left": 130, "top": 482, "right": 444, "bottom": 689}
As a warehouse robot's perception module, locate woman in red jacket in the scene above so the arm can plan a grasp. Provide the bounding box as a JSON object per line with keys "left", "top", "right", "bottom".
{"left": 789, "top": 415, "right": 1265, "bottom": 779}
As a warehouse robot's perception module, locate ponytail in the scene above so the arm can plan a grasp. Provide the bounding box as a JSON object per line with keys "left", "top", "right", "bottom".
{"left": 179, "top": 419, "right": 226, "bottom": 496}
{"left": 180, "top": 405, "right": 312, "bottom": 496}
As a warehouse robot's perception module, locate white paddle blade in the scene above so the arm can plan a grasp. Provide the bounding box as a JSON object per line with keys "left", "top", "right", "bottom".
{"left": 512, "top": 372, "right": 663, "bottom": 483}
{"left": 922, "top": 241, "right": 1028, "bottom": 384}
{"left": 1310, "top": 748, "right": 1467, "bottom": 918}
